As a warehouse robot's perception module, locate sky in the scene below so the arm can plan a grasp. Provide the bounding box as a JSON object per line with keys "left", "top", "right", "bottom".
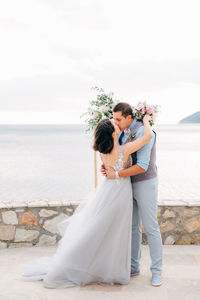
{"left": 0, "top": 0, "right": 200, "bottom": 124}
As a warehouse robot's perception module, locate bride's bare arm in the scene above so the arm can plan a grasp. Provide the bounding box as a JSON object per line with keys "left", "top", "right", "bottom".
{"left": 124, "top": 115, "right": 153, "bottom": 159}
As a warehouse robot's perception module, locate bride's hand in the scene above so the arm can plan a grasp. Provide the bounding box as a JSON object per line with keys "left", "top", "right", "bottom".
{"left": 100, "top": 164, "right": 107, "bottom": 176}
{"left": 143, "top": 114, "right": 151, "bottom": 123}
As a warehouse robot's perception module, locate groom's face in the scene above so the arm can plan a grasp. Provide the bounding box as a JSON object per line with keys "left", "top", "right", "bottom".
{"left": 113, "top": 111, "right": 132, "bottom": 131}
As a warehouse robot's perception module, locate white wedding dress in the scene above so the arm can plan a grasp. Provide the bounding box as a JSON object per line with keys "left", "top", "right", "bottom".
{"left": 18, "top": 145, "right": 133, "bottom": 288}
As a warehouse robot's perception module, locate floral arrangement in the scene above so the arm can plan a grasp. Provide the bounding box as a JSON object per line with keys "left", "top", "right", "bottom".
{"left": 81, "top": 88, "right": 160, "bottom": 131}
{"left": 133, "top": 101, "right": 160, "bottom": 126}
{"left": 127, "top": 131, "right": 136, "bottom": 142}
{"left": 81, "top": 87, "right": 118, "bottom": 132}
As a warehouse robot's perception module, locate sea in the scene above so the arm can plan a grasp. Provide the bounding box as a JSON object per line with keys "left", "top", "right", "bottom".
{"left": 0, "top": 124, "right": 199, "bottom": 206}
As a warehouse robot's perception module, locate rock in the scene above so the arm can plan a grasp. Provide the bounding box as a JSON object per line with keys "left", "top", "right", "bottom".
{"left": 193, "top": 234, "right": 200, "bottom": 244}
{"left": 175, "top": 236, "right": 192, "bottom": 245}
{"left": 43, "top": 213, "right": 68, "bottom": 234}
{"left": 142, "top": 224, "right": 145, "bottom": 233}
{"left": 176, "top": 217, "right": 182, "bottom": 224}
{"left": 183, "top": 218, "right": 200, "bottom": 233}
{"left": 174, "top": 227, "right": 182, "bottom": 233}
{"left": 15, "top": 229, "right": 39, "bottom": 242}
{"left": 72, "top": 205, "right": 79, "bottom": 211}
{"left": 38, "top": 234, "right": 57, "bottom": 246}
{"left": 160, "top": 220, "right": 175, "bottom": 233}
{"left": 66, "top": 207, "right": 74, "bottom": 216}
{"left": 2, "top": 211, "right": 18, "bottom": 225}
{"left": 9, "top": 242, "right": 32, "bottom": 248}
{"left": 15, "top": 209, "right": 25, "bottom": 212}
{"left": 184, "top": 209, "right": 200, "bottom": 218}
{"left": 39, "top": 209, "right": 58, "bottom": 218}
{"left": 20, "top": 211, "right": 37, "bottom": 226}
{"left": 179, "top": 111, "right": 200, "bottom": 124}
{"left": 162, "top": 209, "right": 176, "bottom": 219}
{"left": 0, "top": 241, "right": 7, "bottom": 249}
{"left": 164, "top": 235, "right": 176, "bottom": 245}
{"left": 176, "top": 208, "right": 184, "bottom": 216}
{"left": 157, "top": 208, "right": 161, "bottom": 217}
{"left": 0, "top": 225, "right": 15, "bottom": 240}
{"left": 142, "top": 233, "right": 148, "bottom": 245}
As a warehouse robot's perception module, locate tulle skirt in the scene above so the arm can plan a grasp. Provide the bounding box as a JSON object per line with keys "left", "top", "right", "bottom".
{"left": 18, "top": 177, "right": 133, "bottom": 288}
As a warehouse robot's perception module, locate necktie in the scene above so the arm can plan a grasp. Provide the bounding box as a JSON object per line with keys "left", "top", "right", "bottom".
{"left": 118, "top": 131, "right": 124, "bottom": 145}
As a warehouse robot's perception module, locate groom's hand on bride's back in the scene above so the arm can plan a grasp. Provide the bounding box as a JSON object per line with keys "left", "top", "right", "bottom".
{"left": 105, "top": 167, "right": 116, "bottom": 179}
{"left": 101, "top": 165, "right": 116, "bottom": 178}
{"left": 101, "top": 164, "right": 107, "bottom": 176}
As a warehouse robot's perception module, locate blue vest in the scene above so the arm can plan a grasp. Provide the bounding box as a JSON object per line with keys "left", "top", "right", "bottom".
{"left": 121, "top": 121, "right": 157, "bottom": 183}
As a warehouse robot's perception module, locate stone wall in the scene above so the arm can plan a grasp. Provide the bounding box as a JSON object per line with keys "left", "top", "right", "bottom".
{"left": 0, "top": 201, "right": 200, "bottom": 249}
{"left": 143, "top": 205, "right": 200, "bottom": 245}
{"left": 0, "top": 202, "right": 79, "bottom": 249}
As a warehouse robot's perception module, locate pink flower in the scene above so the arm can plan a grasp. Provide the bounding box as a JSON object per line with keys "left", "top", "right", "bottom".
{"left": 93, "top": 111, "right": 99, "bottom": 118}
{"left": 146, "top": 105, "right": 155, "bottom": 114}
{"left": 136, "top": 102, "right": 144, "bottom": 111}
{"left": 124, "top": 128, "right": 131, "bottom": 134}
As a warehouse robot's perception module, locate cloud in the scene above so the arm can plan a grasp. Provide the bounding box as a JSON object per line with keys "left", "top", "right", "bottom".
{"left": 0, "top": 58, "right": 200, "bottom": 113}
{"left": 0, "top": 0, "right": 200, "bottom": 123}
{"left": 0, "top": 74, "right": 91, "bottom": 111}
{"left": 0, "top": 17, "right": 27, "bottom": 29}
{"left": 94, "top": 59, "right": 200, "bottom": 95}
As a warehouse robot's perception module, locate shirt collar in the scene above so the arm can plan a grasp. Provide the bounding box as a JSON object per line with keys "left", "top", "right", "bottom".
{"left": 118, "top": 118, "right": 137, "bottom": 139}
{"left": 127, "top": 118, "right": 137, "bottom": 131}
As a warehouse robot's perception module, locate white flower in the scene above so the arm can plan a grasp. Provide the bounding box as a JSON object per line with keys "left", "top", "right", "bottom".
{"left": 108, "top": 92, "right": 114, "bottom": 98}
{"left": 132, "top": 106, "right": 136, "bottom": 114}
{"left": 100, "top": 105, "right": 108, "bottom": 113}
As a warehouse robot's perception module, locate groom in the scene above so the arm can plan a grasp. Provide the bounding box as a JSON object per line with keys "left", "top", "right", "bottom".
{"left": 101, "top": 102, "right": 163, "bottom": 286}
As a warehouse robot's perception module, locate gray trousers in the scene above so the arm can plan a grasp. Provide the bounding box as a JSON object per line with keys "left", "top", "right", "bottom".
{"left": 131, "top": 177, "right": 163, "bottom": 274}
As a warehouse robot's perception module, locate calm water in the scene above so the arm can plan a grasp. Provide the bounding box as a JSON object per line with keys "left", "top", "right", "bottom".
{"left": 0, "top": 124, "right": 199, "bottom": 206}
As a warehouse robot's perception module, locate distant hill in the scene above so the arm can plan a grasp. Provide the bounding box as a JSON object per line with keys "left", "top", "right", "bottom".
{"left": 179, "top": 111, "right": 200, "bottom": 123}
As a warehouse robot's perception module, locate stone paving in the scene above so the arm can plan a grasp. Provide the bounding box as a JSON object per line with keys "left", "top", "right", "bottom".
{"left": 0, "top": 245, "right": 200, "bottom": 300}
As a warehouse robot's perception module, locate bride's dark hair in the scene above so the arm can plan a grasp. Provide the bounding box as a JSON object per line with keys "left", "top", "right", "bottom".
{"left": 93, "top": 119, "right": 115, "bottom": 154}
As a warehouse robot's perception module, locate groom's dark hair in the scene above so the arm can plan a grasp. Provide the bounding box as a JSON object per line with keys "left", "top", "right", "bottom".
{"left": 113, "top": 102, "right": 134, "bottom": 118}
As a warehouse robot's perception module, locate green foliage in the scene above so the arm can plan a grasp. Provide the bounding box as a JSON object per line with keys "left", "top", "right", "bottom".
{"left": 81, "top": 86, "right": 118, "bottom": 132}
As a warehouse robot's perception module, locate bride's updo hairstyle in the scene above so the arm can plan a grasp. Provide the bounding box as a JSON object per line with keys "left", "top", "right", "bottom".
{"left": 93, "top": 119, "right": 115, "bottom": 154}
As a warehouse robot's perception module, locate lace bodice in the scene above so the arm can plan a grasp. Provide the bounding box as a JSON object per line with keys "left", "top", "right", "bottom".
{"left": 114, "top": 145, "right": 132, "bottom": 172}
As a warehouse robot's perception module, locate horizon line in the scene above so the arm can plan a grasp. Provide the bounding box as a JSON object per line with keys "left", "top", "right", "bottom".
{"left": 0, "top": 122, "right": 193, "bottom": 126}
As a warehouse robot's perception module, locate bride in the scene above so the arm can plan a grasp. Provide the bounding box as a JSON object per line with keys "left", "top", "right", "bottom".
{"left": 19, "top": 114, "right": 152, "bottom": 289}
